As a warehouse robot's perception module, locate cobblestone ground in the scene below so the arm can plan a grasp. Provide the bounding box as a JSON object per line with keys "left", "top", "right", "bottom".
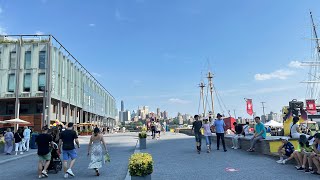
{"left": 1, "top": 133, "right": 138, "bottom": 180}
{"left": 2, "top": 132, "right": 320, "bottom": 180}
{"left": 141, "top": 132, "right": 320, "bottom": 180}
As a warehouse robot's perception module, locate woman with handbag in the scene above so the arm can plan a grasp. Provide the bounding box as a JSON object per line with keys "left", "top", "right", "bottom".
{"left": 14, "top": 128, "right": 24, "bottom": 155}
{"left": 88, "top": 127, "right": 108, "bottom": 176}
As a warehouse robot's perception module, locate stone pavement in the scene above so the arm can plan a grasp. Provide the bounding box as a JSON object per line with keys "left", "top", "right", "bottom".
{"left": 2, "top": 132, "right": 320, "bottom": 180}
{"left": 140, "top": 132, "right": 319, "bottom": 180}
{"left": 0, "top": 148, "right": 37, "bottom": 165}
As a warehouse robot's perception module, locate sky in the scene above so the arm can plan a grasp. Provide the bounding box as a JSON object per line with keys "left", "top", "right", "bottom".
{"left": 1, "top": 0, "right": 320, "bottom": 118}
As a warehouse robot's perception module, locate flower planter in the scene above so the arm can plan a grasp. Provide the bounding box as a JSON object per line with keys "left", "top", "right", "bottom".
{"left": 139, "top": 138, "right": 146, "bottom": 149}
{"left": 131, "top": 174, "right": 151, "bottom": 180}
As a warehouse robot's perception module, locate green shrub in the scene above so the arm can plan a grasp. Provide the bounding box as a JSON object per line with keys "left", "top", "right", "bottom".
{"left": 139, "top": 132, "right": 147, "bottom": 138}
{"left": 129, "top": 153, "right": 153, "bottom": 176}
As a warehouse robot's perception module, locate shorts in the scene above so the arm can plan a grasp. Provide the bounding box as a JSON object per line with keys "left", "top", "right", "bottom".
{"left": 195, "top": 132, "right": 202, "bottom": 143}
{"left": 38, "top": 153, "right": 51, "bottom": 161}
{"left": 303, "top": 151, "right": 312, "bottom": 157}
{"left": 63, "top": 149, "right": 77, "bottom": 161}
{"left": 285, "top": 151, "right": 293, "bottom": 157}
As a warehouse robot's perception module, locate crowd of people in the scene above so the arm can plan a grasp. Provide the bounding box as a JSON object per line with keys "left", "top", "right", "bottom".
{"left": 3, "top": 126, "right": 32, "bottom": 155}
{"left": 3, "top": 123, "right": 109, "bottom": 179}
{"left": 191, "top": 113, "right": 320, "bottom": 176}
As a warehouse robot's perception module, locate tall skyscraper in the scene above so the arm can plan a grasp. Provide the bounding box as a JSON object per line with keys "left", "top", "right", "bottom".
{"left": 121, "top": 100, "right": 124, "bottom": 111}
{"left": 163, "top": 111, "right": 168, "bottom": 119}
{"left": 157, "top": 108, "right": 160, "bottom": 118}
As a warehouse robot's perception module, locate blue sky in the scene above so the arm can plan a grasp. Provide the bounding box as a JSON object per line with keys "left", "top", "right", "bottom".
{"left": 1, "top": 0, "right": 320, "bottom": 118}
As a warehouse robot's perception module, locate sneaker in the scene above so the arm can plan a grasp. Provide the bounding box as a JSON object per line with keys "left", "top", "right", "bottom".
{"left": 66, "top": 169, "right": 75, "bottom": 177}
{"left": 282, "top": 160, "right": 287, "bottom": 164}
{"left": 20, "top": 152, "right": 23, "bottom": 155}
{"left": 38, "top": 175, "right": 44, "bottom": 179}
{"left": 305, "top": 168, "right": 312, "bottom": 173}
{"left": 276, "top": 160, "right": 283, "bottom": 164}
{"left": 231, "top": 146, "right": 235, "bottom": 149}
{"left": 41, "top": 170, "right": 48, "bottom": 177}
{"left": 64, "top": 173, "right": 69, "bottom": 179}
{"left": 224, "top": 149, "right": 227, "bottom": 152}
{"left": 234, "top": 147, "right": 238, "bottom": 150}
{"left": 15, "top": 152, "right": 17, "bottom": 155}
{"left": 297, "top": 167, "right": 304, "bottom": 171}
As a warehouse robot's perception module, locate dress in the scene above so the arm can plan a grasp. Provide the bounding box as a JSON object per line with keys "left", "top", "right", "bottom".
{"left": 4, "top": 132, "right": 14, "bottom": 154}
{"left": 88, "top": 139, "right": 104, "bottom": 169}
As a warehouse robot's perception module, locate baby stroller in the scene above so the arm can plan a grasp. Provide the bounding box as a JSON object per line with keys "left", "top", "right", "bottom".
{"left": 47, "top": 142, "right": 62, "bottom": 174}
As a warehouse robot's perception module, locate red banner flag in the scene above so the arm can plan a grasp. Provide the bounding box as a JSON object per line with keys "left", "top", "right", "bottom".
{"left": 306, "top": 99, "right": 317, "bottom": 115}
{"left": 246, "top": 99, "right": 253, "bottom": 115}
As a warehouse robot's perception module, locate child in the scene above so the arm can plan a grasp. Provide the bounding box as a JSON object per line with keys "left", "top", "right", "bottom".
{"left": 202, "top": 119, "right": 212, "bottom": 153}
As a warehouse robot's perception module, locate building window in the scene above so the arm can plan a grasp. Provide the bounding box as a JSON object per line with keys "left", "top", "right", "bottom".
{"left": 6, "top": 103, "right": 15, "bottom": 115}
{"left": 10, "top": 52, "right": 17, "bottom": 69}
{"left": 38, "top": 73, "right": 45, "bottom": 91}
{"left": 62, "top": 107, "right": 65, "bottom": 115}
{"left": 23, "top": 73, "right": 31, "bottom": 92}
{"left": 25, "top": 51, "right": 31, "bottom": 69}
{"left": 36, "top": 103, "right": 43, "bottom": 113}
{"left": 8, "top": 74, "right": 15, "bottom": 92}
{"left": 20, "top": 103, "right": 29, "bottom": 114}
{"left": 53, "top": 105, "right": 56, "bottom": 113}
{"left": 39, "top": 51, "right": 46, "bottom": 69}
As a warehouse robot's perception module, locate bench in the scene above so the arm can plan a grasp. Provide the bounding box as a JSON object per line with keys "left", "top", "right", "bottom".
{"left": 177, "top": 128, "right": 299, "bottom": 156}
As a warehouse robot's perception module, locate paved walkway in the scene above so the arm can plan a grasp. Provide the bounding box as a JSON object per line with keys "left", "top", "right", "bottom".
{"left": 140, "top": 132, "right": 319, "bottom": 180}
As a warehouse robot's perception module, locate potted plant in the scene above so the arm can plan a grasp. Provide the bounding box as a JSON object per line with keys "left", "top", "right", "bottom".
{"left": 129, "top": 153, "right": 153, "bottom": 180}
{"left": 139, "top": 132, "right": 147, "bottom": 149}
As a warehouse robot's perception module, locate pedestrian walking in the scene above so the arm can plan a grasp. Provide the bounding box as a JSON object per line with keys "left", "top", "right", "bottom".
{"left": 23, "top": 126, "right": 31, "bottom": 152}
{"left": 36, "top": 126, "right": 54, "bottom": 179}
{"left": 14, "top": 128, "right": 24, "bottom": 155}
{"left": 156, "top": 120, "right": 162, "bottom": 139}
{"left": 212, "top": 113, "right": 227, "bottom": 152}
{"left": 202, "top": 119, "right": 212, "bottom": 153}
{"left": 59, "top": 122, "right": 80, "bottom": 179}
{"left": 88, "top": 128, "right": 108, "bottom": 176}
{"left": 51, "top": 126, "right": 60, "bottom": 144}
{"left": 4, "top": 128, "right": 14, "bottom": 155}
{"left": 151, "top": 121, "right": 156, "bottom": 139}
{"left": 192, "top": 115, "right": 202, "bottom": 154}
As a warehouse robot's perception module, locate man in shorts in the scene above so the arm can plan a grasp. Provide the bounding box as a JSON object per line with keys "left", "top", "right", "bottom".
{"left": 59, "top": 122, "right": 80, "bottom": 178}
{"left": 36, "top": 126, "right": 54, "bottom": 179}
{"left": 276, "top": 137, "right": 294, "bottom": 164}
{"left": 192, "top": 115, "right": 202, "bottom": 154}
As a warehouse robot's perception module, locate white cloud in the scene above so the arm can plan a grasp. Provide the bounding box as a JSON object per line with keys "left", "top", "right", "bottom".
{"left": 35, "top": 31, "right": 44, "bottom": 35}
{"left": 92, "top": 72, "right": 102, "bottom": 77}
{"left": 168, "top": 98, "right": 190, "bottom": 104}
{"left": 288, "top": 61, "right": 303, "bottom": 69}
{"left": 89, "top": 23, "right": 95, "bottom": 27}
{"left": 254, "top": 69, "right": 294, "bottom": 81}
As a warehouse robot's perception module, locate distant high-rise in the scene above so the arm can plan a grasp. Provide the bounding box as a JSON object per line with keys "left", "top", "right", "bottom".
{"left": 157, "top": 108, "right": 160, "bottom": 118}
{"left": 163, "top": 111, "right": 168, "bottom": 119}
{"left": 121, "top": 100, "right": 124, "bottom": 111}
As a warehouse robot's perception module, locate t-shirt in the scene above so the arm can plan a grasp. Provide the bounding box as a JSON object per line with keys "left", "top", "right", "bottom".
{"left": 192, "top": 121, "right": 202, "bottom": 134}
{"left": 202, "top": 123, "right": 212, "bottom": 136}
{"left": 23, "top": 128, "right": 31, "bottom": 139}
{"left": 60, "top": 129, "right": 78, "bottom": 150}
{"left": 213, "top": 119, "right": 226, "bottom": 134}
{"left": 14, "top": 132, "right": 23, "bottom": 143}
{"left": 302, "top": 144, "right": 313, "bottom": 153}
{"left": 282, "top": 142, "right": 294, "bottom": 154}
{"left": 36, "top": 134, "right": 52, "bottom": 155}
{"left": 255, "top": 123, "right": 266, "bottom": 139}
{"left": 235, "top": 124, "right": 243, "bottom": 135}
{"left": 243, "top": 125, "right": 250, "bottom": 135}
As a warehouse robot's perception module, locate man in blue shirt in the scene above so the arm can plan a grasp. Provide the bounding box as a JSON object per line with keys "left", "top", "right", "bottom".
{"left": 212, "top": 113, "right": 227, "bottom": 152}
{"left": 247, "top": 116, "right": 266, "bottom": 152}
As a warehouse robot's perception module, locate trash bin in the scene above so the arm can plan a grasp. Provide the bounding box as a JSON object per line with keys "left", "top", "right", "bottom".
{"left": 30, "top": 133, "right": 39, "bottom": 149}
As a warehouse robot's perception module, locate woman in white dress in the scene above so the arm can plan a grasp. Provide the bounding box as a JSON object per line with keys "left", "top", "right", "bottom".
{"left": 87, "top": 128, "right": 108, "bottom": 176}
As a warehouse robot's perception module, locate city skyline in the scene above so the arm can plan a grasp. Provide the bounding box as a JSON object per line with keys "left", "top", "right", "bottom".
{"left": 2, "top": 1, "right": 320, "bottom": 117}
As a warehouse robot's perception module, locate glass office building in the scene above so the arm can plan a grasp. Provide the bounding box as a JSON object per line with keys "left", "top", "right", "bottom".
{"left": 0, "top": 35, "right": 117, "bottom": 131}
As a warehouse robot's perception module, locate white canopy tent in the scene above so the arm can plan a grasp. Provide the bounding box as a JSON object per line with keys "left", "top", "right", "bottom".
{"left": 264, "top": 120, "right": 283, "bottom": 127}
